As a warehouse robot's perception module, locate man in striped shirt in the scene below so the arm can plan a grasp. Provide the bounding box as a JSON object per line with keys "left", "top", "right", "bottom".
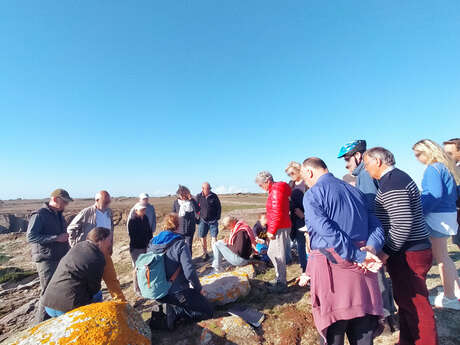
{"left": 363, "top": 147, "right": 438, "bottom": 345}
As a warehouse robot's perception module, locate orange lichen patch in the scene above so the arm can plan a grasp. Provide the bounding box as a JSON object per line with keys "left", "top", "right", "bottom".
{"left": 23, "top": 301, "right": 150, "bottom": 345}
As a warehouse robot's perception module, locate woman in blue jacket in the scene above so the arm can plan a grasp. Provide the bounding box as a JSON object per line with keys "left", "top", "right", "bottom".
{"left": 413, "top": 139, "right": 460, "bottom": 310}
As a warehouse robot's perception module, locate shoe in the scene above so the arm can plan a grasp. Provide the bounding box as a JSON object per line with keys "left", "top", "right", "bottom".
{"left": 211, "top": 267, "right": 223, "bottom": 275}
{"left": 429, "top": 292, "right": 460, "bottom": 310}
{"left": 266, "top": 281, "right": 288, "bottom": 294}
{"left": 162, "top": 304, "right": 176, "bottom": 330}
{"left": 202, "top": 253, "right": 210, "bottom": 261}
{"left": 386, "top": 315, "right": 399, "bottom": 333}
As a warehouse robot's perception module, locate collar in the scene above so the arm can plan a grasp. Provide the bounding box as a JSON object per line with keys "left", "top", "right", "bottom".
{"left": 380, "top": 166, "right": 395, "bottom": 179}
{"left": 352, "top": 161, "right": 364, "bottom": 177}
{"left": 316, "top": 172, "right": 333, "bottom": 184}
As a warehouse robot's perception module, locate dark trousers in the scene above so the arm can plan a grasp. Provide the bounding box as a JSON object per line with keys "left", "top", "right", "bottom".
{"left": 293, "top": 230, "right": 307, "bottom": 272}
{"left": 158, "top": 288, "right": 213, "bottom": 323}
{"left": 184, "top": 231, "right": 195, "bottom": 255}
{"left": 319, "top": 315, "right": 378, "bottom": 345}
{"left": 35, "top": 260, "right": 59, "bottom": 324}
{"left": 377, "top": 267, "right": 396, "bottom": 317}
{"left": 387, "top": 249, "right": 438, "bottom": 345}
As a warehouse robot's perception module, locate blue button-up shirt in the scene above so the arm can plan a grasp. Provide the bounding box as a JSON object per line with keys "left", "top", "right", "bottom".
{"left": 303, "top": 173, "right": 384, "bottom": 263}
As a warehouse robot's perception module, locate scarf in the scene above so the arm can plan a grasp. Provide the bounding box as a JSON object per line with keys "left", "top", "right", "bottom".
{"left": 177, "top": 199, "right": 194, "bottom": 217}
{"left": 228, "top": 220, "right": 256, "bottom": 247}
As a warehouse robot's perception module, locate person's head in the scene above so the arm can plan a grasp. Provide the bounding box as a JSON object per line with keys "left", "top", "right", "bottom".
{"left": 49, "top": 188, "right": 73, "bottom": 211}
{"left": 222, "top": 215, "right": 238, "bottom": 230}
{"left": 342, "top": 174, "right": 357, "bottom": 187}
{"left": 176, "top": 185, "right": 191, "bottom": 200}
{"left": 87, "top": 227, "right": 113, "bottom": 256}
{"left": 258, "top": 212, "right": 267, "bottom": 227}
{"left": 95, "top": 191, "right": 111, "bottom": 211}
{"left": 443, "top": 138, "right": 460, "bottom": 163}
{"left": 202, "top": 182, "right": 211, "bottom": 197}
{"left": 138, "top": 193, "right": 149, "bottom": 205}
{"left": 301, "top": 158, "right": 329, "bottom": 188}
{"left": 134, "top": 203, "right": 147, "bottom": 217}
{"left": 363, "top": 147, "right": 395, "bottom": 180}
{"left": 413, "top": 139, "right": 460, "bottom": 184}
{"left": 255, "top": 171, "right": 274, "bottom": 191}
{"left": 338, "top": 140, "right": 367, "bottom": 173}
{"left": 285, "top": 161, "right": 302, "bottom": 182}
{"left": 161, "top": 213, "right": 179, "bottom": 231}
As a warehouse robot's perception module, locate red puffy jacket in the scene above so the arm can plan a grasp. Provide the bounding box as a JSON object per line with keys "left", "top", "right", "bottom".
{"left": 266, "top": 182, "right": 292, "bottom": 235}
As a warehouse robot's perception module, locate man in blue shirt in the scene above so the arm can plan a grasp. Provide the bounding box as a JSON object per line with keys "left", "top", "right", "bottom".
{"left": 338, "top": 140, "right": 397, "bottom": 331}
{"left": 300, "top": 157, "right": 385, "bottom": 345}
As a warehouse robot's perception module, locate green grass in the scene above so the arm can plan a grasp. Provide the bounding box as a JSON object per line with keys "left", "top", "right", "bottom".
{"left": 0, "top": 267, "right": 35, "bottom": 284}
{"left": 0, "top": 253, "right": 10, "bottom": 265}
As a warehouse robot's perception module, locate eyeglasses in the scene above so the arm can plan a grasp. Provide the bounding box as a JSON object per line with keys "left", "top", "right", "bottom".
{"left": 287, "top": 171, "right": 296, "bottom": 177}
{"left": 414, "top": 151, "right": 422, "bottom": 157}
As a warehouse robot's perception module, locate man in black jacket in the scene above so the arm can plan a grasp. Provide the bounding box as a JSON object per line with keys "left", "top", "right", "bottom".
{"left": 26, "top": 189, "right": 73, "bottom": 324}
{"left": 196, "top": 182, "right": 221, "bottom": 261}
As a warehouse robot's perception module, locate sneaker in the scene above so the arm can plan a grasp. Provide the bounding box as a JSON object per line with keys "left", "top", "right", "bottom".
{"left": 429, "top": 292, "right": 460, "bottom": 310}
{"left": 211, "top": 267, "right": 223, "bottom": 275}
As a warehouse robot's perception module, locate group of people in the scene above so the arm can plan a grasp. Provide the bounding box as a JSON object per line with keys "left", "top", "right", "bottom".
{"left": 25, "top": 137, "right": 459, "bottom": 345}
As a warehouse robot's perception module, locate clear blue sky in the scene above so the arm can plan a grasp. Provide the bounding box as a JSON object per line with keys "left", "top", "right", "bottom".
{"left": 1, "top": 1, "right": 459, "bottom": 199}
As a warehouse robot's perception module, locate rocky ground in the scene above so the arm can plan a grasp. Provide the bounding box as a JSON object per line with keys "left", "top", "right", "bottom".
{"left": 0, "top": 195, "right": 459, "bottom": 344}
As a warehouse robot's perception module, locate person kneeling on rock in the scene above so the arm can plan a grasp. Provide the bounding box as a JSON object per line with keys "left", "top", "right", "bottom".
{"left": 212, "top": 216, "right": 256, "bottom": 274}
{"left": 42, "top": 227, "right": 119, "bottom": 317}
{"left": 148, "top": 213, "right": 213, "bottom": 330}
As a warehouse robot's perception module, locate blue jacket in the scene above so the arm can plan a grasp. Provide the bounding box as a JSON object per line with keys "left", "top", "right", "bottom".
{"left": 421, "top": 162, "right": 458, "bottom": 214}
{"left": 303, "top": 173, "right": 385, "bottom": 263}
{"left": 353, "top": 162, "right": 379, "bottom": 210}
{"left": 148, "top": 230, "right": 202, "bottom": 293}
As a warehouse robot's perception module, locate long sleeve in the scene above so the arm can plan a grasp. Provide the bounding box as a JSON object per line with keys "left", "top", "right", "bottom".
{"left": 102, "top": 253, "right": 126, "bottom": 302}
{"left": 127, "top": 218, "right": 136, "bottom": 244}
{"left": 380, "top": 189, "right": 414, "bottom": 255}
{"left": 151, "top": 205, "right": 156, "bottom": 233}
{"left": 421, "top": 165, "right": 443, "bottom": 214}
{"left": 179, "top": 243, "right": 202, "bottom": 291}
{"left": 26, "top": 213, "right": 57, "bottom": 244}
{"left": 267, "top": 188, "right": 283, "bottom": 234}
{"left": 216, "top": 196, "right": 222, "bottom": 220}
{"left": 304, "top": 191, "right": 366, "bottom": 263}
{"left": 67, "top": 209, "right": 85, "bottom": 247}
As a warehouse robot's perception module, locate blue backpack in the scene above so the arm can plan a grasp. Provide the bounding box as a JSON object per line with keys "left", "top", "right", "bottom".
{"left": 136, "top": 251, "right": 181, "bottom": 300}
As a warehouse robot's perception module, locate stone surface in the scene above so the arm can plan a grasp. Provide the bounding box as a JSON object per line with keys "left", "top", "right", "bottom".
{"left": 199, "top": 316, "right": 260, "bottom": 345}
{"left": 1, "top": 301, "right": 151, "bottom": 345}
{"left": 200, "top": 266, "right": 253, "bottom": 305}
{"left": 0, "top": 215, "right": 28, "bottom": 234}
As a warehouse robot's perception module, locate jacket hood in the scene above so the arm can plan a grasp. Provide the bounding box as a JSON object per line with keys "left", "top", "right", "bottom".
{"left": 148, "top": 230, "right": 182, "bottom": 253}
{"left": 352, "top": 161, "right": 364, "bottom": 177}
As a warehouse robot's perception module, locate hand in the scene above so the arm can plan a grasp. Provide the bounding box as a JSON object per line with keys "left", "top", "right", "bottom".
{"left": 295, "top": 273, "right": 311, "bottom": 287}
{"left": 267, "top": 233, "right": 274, "bottom": 240}
{"left": 359, "top": 245, "right": 377, "bottom": 255}
{"left": 200, "top": 289, "right": 207, "bottom": 296}
{"left": 377, "top": 252, "right": 390, "bottom": 265}
{"left": 56, "top": 233, "right": 69, "bottom": 243}
{"left": 357, "top": 251, "right": 382, "bottom": 273}
{"left": 256, "top": 238, "right": 265, "bottom": 244}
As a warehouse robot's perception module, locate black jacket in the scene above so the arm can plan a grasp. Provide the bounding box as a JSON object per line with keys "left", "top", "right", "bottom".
{"left": 196, "top": 192, "right": 221, "bottom": 222}
{"left": 228, "top": 231, "right": 252, "bottom": 260}
{"left": 128, "top": 215, "right": 153, "bottom": 249}
{"left": 42, "top": 241, "right": 106, "bottom": 313}
{"left": 26, "top": 203, "right": 70, "bottom": 262}
{"left": 289, "top": 181, "right": 307, "bottom": 239}
{"left": 172, "top": 199, "right": 200, "bottom": 236}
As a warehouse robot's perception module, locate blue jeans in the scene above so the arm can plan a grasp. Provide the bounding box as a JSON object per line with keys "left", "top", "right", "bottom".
{"left": 212, "top": 240, "right": 248, "bottom": 270}
{"left": 45, "top": 290, "right": 103, "bottom": 318}
{"left": 198, "top": 219, "right": 219, "bottom": 238}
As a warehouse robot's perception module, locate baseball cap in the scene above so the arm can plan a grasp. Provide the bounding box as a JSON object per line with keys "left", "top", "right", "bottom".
{"left": 50, "top": 189, "right": 73, "bottom": 202}
{"left": 134, "top": 202, "right": 147, "bottom": 211}
{"left": 139, "top": 193, "right": 149, "bottom": 199}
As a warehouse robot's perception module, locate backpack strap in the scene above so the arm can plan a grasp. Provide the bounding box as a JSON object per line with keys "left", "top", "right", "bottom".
{"left": 169, "top": 265, "right": 182, "bottom": 282}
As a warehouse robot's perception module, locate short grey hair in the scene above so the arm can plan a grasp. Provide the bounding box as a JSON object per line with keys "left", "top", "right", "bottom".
{"left": 255, "top": 171, "right": 273, "bottom": 184}
{"left": 364, "top": 147, "right": 396, "bottom": 166}
{"left": 222, "top": 215, "right": 238, "bottom": 229}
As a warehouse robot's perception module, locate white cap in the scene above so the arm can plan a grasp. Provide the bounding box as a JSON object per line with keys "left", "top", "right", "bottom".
{"left": 134, "top": 202, "right": 147, "bottom": 211}
{"left": 139, "top": 193, "right": 149, "bottom": 199}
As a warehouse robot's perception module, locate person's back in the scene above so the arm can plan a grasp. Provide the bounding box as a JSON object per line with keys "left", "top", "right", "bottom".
{"left": 422, "top": 162, "right": 458, "bottom": 214}
{"left": 266, "top": 181, "right": 292, "bottom": 233}
{"left": 42, "top": 240, "right": 106, "bottom": 313}
{"left": 304, "top": 173, "right": 382, "bottom": 261}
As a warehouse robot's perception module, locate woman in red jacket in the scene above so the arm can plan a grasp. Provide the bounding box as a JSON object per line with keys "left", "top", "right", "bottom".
{"left": 255, "top": 171, "right": 292, "bottom": 293}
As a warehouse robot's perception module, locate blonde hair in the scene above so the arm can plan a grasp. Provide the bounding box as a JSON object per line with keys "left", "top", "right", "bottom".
{"left": 285, "top": 161, "right": 301, "bottom": 173}
{"left": 222, "top": 215, "right": 238, "bottom": 229}
{"left": 413, "top": 139, "right": 460, "bottom": 184}
{"left": 161, "top": 213, "right": 179, "bottom": 231}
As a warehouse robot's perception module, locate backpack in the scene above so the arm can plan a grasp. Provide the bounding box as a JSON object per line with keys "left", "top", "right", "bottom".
{"left": 136, "top": 251, "right": 181, "bottom": 300}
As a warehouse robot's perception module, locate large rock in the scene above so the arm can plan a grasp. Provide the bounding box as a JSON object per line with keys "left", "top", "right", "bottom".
{"left": 200, "top": 265, "right": 254, "bottom": 305}
{"left": 199, "top": 316, "right": 261, "bottom": 344}
{"left": 0, "top": 214, "right": 28, "bottom": 234}
{"left": 1, "top": 301, "right": 151, "bottom": 345}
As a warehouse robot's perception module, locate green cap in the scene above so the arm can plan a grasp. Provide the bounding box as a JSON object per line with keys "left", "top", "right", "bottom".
{"left": 50, "top": 189, "right": 73, "bottom": 202}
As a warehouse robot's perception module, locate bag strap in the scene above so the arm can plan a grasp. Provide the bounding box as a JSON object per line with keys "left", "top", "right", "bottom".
{"left": 169, "top": 266, "right": 181, "bottom": 282}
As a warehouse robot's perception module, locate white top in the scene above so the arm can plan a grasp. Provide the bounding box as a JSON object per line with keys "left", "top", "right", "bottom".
{"left": 96, "top": 209, "right": 111, "bottom": 229}
{"left": 380, "top": 165, "right": 395, "bottom": 179}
